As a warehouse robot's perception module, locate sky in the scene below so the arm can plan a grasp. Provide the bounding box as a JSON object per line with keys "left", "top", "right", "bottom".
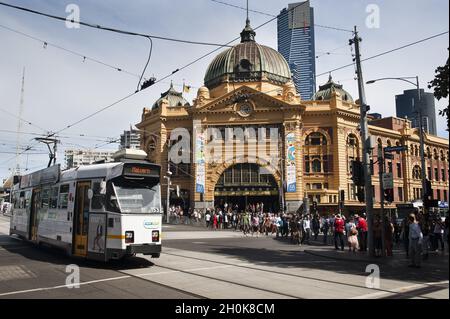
{"left": 0, "top": 0, "right": 449, "bottom": 183}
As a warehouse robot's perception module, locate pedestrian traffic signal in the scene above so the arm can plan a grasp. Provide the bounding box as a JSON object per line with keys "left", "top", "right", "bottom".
{"left": 425, "top": 179, "right": 433, "bottom": 198}
{"left": 384, "top": 188, "right": 394, "bottom": 203}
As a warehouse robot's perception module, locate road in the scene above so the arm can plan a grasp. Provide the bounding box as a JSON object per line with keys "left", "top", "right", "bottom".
{"left": 0, "top": 215, "right": 448, "bottom": 299}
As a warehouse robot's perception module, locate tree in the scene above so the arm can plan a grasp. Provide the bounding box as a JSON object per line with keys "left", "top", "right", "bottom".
{"left": 428, "top": 48, "right": 449, "bottom": 132}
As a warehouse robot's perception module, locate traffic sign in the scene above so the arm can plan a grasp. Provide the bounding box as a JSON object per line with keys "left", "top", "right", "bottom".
{"left": 384, "top": 153, "right": 394, "bottom": 160}
{"left": 382, "top": 172, "right": 394, "bottom": 189}
{"left": 384, "top": 146, "right": 408, "bottom": 153}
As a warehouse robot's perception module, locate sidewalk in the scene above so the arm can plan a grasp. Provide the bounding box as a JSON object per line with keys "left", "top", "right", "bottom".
{"left": 303, "top": 240, "right": 449, "bottom": 266}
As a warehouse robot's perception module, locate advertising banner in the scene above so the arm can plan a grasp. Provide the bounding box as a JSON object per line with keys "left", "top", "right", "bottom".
{"left": 88, "top": 214, "right": 106, "bottom": 254}
{"left": 286, "top": 133, "right": 297, "bottom": 193}
{"left": 195, "top": 131, "right": 206, "bottom": 194}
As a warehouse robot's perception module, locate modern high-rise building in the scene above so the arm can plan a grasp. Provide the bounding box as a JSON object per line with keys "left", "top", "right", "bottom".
{"left": 64, "top": 149, "right": 116, "bottom": 169}
{"left": 395, "top": 89, "right": 437, "bottom": 135}
{"left": 278, "top": 1, "right": 316, "bottom": 100}
{"left": 120, "top": 129, "right": 141, "bottom": 150}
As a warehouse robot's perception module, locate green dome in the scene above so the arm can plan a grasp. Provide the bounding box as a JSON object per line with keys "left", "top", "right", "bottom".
{"left": 313, "top": 75, "right": 354, "bottom": 103}
{"left": 204, "top": 20, "right": 292, "bottom": 89}
{"left": 152, "top": 83, "right": 190, "bottom": 110}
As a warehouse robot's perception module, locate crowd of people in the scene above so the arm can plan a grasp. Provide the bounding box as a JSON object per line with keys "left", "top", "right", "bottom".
{"left": 167, "top": 203, "right": 449, "bottom": 267}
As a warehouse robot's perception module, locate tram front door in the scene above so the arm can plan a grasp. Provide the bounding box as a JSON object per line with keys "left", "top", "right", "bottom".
{"left": 73, "top": 182, "right": 90, "bottom": 257}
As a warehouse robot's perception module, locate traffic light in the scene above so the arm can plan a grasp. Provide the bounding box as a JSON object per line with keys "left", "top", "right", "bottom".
{"left": 351, "top": 160, "right": 365, "bottom": 187}
{"left": 357, "top": 187, "right": 365, "bottom": 203}
{"left": 340, "top": 190, "right": 345, "bottom": 202}
{"left": 312, "top": 201, "right": 318, "bottom": 211}
{"left": 384, "top": 188, "right": 394, "bottom": 203}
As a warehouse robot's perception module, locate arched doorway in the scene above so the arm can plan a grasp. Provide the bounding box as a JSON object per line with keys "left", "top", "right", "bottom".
{"left": 214, "top": 163, "right": 280, "bottom": 212}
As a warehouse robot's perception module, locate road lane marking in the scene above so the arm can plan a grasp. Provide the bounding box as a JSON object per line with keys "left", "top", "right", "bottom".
{"left": 0, "top": 275, "right": 132, "bottom": 297}
{"left": 0, "top": 264, "right": 235, "bottom": 297}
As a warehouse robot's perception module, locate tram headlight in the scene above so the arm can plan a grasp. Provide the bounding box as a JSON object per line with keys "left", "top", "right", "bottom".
{"left": 125, "top": 231, "right": 134, "bottom": 244}
{"left": 152, "top": 230, "right": 160, "bottom": 242}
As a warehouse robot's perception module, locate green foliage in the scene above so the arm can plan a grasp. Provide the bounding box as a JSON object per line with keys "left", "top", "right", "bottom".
{"left": 428, "top": 48, "right": 449, "bottom": 132}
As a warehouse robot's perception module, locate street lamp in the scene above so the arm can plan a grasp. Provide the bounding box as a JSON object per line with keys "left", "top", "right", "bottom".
{"left": 367, "top": 76, "right": 428, "bottom": 208}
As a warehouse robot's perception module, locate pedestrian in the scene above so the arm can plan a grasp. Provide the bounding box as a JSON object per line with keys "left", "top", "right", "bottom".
{"left": 334, "top": 214, "right": 345, "bottom": 251}
{"left": 205, "top": 210, "right": 211, "bottom": 229}
{"left": 400, "top": 217, "right": 410, "bottom": 258}
{"left": 419, "top": 213, "right": 431, "bottom": 260}
{"left": 384, "top": 215, "right": 394, "bottom": 257}
{"left": 312, "top": 215, "right": 320, "bottom": 240}
{"left": 433, "top": 217, "right": 445, "bottom": 252}
{"left": 347, "top": 224, "right": 359, "bottom": 253}
{"left": 356, "top": 214, "right": 368, "bottom": 252}
{"left": 408, "top": 214, "right": 423, "bottom": 268}
{"left": 302, "top": 215, "right": 311, "bottom": 245}
{"left": 322, "top": 216, "right": 330, "bottom": 245}
{"left": 213, "top": 213, "right": 218, "bottom": 230}
{"left": 373, "top": 218, "right": 383, "bottom": 257}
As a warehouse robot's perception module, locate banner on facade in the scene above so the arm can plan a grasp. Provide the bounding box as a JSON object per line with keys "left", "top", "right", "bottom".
{"left": 195, "top": 131, "right": 206, "bottom": 194}
{"left": 286, "top": 132, "right": 297, "bottom": 193}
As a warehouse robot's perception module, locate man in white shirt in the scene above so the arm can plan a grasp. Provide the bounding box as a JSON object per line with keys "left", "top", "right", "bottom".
{"left": 302, "top": 215, "right": 311, "bottom": 245}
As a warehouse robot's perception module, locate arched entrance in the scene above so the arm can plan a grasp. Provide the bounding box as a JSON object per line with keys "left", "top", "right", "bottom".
{"left": 214, "top": 163, "right": 280, "bottom": 212}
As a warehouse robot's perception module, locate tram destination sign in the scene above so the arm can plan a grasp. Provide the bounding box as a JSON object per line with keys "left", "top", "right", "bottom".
{"left": 123, "top": 164, "right": 160, "bottom": 178}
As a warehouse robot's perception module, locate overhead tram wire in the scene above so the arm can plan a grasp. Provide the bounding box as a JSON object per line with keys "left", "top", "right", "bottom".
{"left": 316, "top": 30, "right": 450, "bottom": 78}
{"left": 209, "top": 0, "right": 353, "bottom": 33}
{"left": 0, "top": 2, "right": 234, "bottom": 48}
{"left": 2, "top": 0, "right": 325, "bottom": 142}
{"left": 0, "top": 24, "right": 142, "bottom": 79}
{"left": 0, "top": 106, "right": 49, "bottom": 133}
{"left": 3, "top": 3, "right": 441, "bottom": 168}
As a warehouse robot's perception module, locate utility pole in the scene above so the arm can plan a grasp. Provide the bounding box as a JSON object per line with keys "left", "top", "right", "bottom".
{"left": 350, "top": 26, "right": 375, "bottom": 257}
{"left": 414, "top": 77, "right": 428, "bottom": 211}
{"left": 378, "top": 144, "right": 386, "bottom": 257}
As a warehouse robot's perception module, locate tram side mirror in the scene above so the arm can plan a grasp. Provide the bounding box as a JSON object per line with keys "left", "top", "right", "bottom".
{"left": 100, "top": 181, "right": 107, "bottom": 195}
{"left": 88, "top": 189, "right": 94, "bottom": 200}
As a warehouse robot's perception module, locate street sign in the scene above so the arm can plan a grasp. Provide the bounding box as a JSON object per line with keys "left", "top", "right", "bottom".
{"left": 384, "top": 146, "right": 408, "bottom": 153}
{"left": 384, "top": 153, "right": 394, "bottom": 160}
{"left": 382, "top": 172, "right": 394, "bottom": 189}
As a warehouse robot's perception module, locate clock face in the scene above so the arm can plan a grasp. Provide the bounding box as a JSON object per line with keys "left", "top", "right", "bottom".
{"left": 238, "top": 103, "right": 252, "bottom": 117}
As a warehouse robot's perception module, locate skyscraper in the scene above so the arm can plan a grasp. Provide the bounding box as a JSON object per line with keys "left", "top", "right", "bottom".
{"left": 278, "top": 1, "right": 316, "bottom": 100}
{"left": 395, "top": 89, "right": 437, "bottom": 135}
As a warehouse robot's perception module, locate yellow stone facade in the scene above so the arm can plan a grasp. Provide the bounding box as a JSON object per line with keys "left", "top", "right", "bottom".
{"left": 136, "top": 21, "right": 449, "bottom": 215}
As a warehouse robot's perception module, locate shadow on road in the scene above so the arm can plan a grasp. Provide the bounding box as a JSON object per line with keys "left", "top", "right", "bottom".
{"left": 0, "top": 235, "right": 154, "bottom": 270}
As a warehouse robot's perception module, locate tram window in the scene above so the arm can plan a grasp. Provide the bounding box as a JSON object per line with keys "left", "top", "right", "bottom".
{"left": 50, "top": 187, "right": 59, "bottom": 209}
{"left": 41, "top": 188, "right": 50, "bottom": 209}
{"left": 25, "top": 190, "right": 32, "bottom": 208}
{"left": 59, "top": 184, "right": 70, "bottom": 209}
{"left": 91, "top": 181, "right": 105, "bottom": 210}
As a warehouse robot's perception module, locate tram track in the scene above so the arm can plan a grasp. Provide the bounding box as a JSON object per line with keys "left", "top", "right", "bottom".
{"left": 158, "top": 250, "right": 409, "bottom": 296}
{"left": 119, "top": 262, "right": 302, "bottom": 299}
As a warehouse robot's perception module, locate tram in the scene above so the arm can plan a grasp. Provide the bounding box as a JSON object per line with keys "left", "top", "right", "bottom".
{"left": 9, "top": 149, "right": 162, "bottom": 261}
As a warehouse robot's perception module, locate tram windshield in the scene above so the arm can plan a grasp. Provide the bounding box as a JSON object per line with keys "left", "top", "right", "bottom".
{"left": 107, "top": 178, "right": 161, "bottom": 214}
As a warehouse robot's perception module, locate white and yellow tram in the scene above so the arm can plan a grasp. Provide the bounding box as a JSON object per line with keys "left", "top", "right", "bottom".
{"left": 10, "top": 150, "right": 162, "bottom": 261}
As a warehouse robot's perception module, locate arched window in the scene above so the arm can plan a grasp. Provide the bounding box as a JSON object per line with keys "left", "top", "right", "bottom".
{"left": 426, "top": 147, "right": 431, "bottom": 159}
{"left": 433, "top": 149, "right": 438, "bottom": 160}
{"left": 440, "top": 150, "right": 445, "bottom": 161}
{"left": 412, "top": 165, "right": 421, "bottom": 180}
{"left": 387, "top": 140, "right": 392, "bottom": 147}
{"left": 414, "top": 145, "right": 419, "bottom": 157}
{"left": 305, "top": 132, "right": 327, "bottom": 146}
